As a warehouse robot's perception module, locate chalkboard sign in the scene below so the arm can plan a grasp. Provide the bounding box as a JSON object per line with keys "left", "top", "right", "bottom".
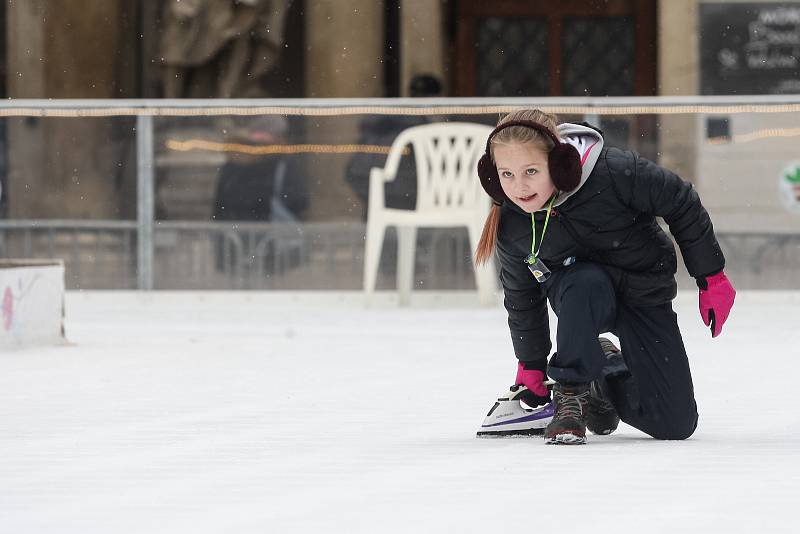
{"left": 700, "top": 3, "right": 800, "bottom": 94}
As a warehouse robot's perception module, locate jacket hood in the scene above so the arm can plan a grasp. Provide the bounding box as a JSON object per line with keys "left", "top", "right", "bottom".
{"left": 552, "top": 122, "right": 604, "bottom": 208}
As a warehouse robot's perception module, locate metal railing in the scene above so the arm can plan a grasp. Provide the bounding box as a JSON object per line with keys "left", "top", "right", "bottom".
{"left": 0, "top": 219, "right": 480, "bottom": 290}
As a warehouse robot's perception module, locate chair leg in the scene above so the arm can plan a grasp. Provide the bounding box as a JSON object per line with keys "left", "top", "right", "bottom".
{"left": 468, "top": 223, "right": 497, "bottom": 306}
{"left": 363, "top": 222, "right": 386, "bottom": 303}
{"left": 396, "top": 226, "right": 418, "bottom": 306}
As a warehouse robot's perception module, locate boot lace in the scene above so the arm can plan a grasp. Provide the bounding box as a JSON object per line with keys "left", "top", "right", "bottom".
{"left": 554, "top": 388, "right": 589, "bottom": 420}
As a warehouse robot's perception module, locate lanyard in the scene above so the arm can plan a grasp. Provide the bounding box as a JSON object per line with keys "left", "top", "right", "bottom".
{"left": 526, "top": 195, "right": 556, "bottom": 265}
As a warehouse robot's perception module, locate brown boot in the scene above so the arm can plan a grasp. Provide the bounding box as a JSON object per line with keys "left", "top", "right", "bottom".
{"left": 544, "top": 383, "right": 590, "bottom": 445}
{"left": 587, "top": 338, "right": 622, "bottom": 435}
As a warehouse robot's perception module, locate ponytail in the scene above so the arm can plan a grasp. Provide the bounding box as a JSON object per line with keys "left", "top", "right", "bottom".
{"left": 474, "top": 204, "right": 501, "bottom": 265}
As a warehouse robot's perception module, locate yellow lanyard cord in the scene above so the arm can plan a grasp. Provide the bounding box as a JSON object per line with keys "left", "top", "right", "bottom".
{"left": 526, "top": 195, "right": 556, "bottom": 265}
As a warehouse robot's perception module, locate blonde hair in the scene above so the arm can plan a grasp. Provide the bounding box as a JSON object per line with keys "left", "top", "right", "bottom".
{"left": 474, "top": 109, "right": 560, "bottom": 265}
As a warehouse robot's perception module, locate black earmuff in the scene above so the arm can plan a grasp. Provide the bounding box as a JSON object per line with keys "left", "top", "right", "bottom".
{"left": 477, "top": 120, "right": 582, "bottom": 205}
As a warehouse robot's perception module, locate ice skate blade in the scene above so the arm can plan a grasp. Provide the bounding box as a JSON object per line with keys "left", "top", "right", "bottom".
{"left": 545, "top": 432, "right": 587, "bottom": 445}
{"left": 476, "top": 428, "right": 546, "bottom": 438}
{"left": 477, "top": 397, "right": 555, "bottom": 438}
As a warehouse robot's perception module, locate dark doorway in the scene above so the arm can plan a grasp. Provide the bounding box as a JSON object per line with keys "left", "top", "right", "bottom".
{"left": 453, "top": 0, "right": 658, "bottom": 97}
{"left": 451, "top": 0, "right": 659, "bottom": 158}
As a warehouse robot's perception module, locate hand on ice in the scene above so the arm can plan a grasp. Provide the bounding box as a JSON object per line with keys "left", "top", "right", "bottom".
{"left": 697, "top": 271, "right": 736, "bottom": 338}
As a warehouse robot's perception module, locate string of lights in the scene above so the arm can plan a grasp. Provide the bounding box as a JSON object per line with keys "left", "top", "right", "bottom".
{"left": 706, "top": 127, "right": 800, "bottom": 145}
{"left": 165, "top": 139, "right": 409, "bottom": 155}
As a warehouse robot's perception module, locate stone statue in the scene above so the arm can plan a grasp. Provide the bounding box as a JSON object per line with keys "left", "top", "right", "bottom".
{"left": 159, "top": 0, "right": 288, "bottom": 98}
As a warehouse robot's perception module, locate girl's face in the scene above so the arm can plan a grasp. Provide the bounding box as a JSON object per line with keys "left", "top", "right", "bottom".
{"left": 493, "top": 142, "right": 557, "bottom": 212}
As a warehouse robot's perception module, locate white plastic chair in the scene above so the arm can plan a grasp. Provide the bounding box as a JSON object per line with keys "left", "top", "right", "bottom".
{"left": 363, "top": 122, "right": 497, "bottom": 305}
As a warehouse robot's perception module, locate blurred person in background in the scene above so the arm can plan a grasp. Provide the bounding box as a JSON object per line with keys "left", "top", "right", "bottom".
{"left": 212, "top": 115, "right": 308, "bottom": 223}
{"left": 345, "top": 74, "right": 443, "bottom": 219}
{"left": 212, "top": 115, "right": 309, "bottom": 273}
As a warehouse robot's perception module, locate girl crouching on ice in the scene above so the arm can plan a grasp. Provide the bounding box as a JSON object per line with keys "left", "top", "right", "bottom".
{"left": 475, "top": 109, "right": 736, "bottom": 444}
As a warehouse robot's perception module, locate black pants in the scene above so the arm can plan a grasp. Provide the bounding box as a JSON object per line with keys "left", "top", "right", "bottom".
{"left": 546, "top": 263, "right": 698, "bottom": 440}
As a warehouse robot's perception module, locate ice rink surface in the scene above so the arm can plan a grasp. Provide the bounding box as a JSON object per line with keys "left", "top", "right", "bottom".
{"left": 1, "top": 290, "right": 799, "bottom": 533}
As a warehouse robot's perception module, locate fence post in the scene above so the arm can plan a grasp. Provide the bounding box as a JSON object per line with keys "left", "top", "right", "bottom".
{"left": 136, "top": 114, "right": 155, "bottom": 290}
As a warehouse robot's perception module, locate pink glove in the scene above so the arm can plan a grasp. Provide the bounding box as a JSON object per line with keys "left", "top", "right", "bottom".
{"left": 698, "top": 271, "right": 736, "bottom": 338}
{"left": 515, "top": 363, "right": 550, "bottom": 407}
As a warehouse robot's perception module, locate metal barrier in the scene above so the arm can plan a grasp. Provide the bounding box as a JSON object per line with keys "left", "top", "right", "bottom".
{"left": 3, "top": 219, "right": 796, "bottom": 290}
{"left": 1, "top": 97, "right": 799, "bottom": 290}
{"left": 0, "top": 220, "right": 137, "bottom": 289}
{"left": 0, "top": 220, "right": 480, "bottom": 290}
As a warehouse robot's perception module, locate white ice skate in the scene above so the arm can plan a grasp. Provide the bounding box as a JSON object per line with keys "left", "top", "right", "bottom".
{"left": 476, "top": 383, "right": 555, "bottom": 437}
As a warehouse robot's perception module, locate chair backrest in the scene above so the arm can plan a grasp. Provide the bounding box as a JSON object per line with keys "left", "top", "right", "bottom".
{"left": 384, "top": 122, "right": 493, "bottom": 213}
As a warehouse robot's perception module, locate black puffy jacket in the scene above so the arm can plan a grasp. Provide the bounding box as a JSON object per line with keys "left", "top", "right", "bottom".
{"left": 497, "top": 147, "right": 725, "bottom": 369}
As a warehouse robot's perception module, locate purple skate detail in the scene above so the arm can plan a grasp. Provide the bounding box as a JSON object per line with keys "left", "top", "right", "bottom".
{"left": 480, "top": 402, "right": 555, "bottom": 428}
